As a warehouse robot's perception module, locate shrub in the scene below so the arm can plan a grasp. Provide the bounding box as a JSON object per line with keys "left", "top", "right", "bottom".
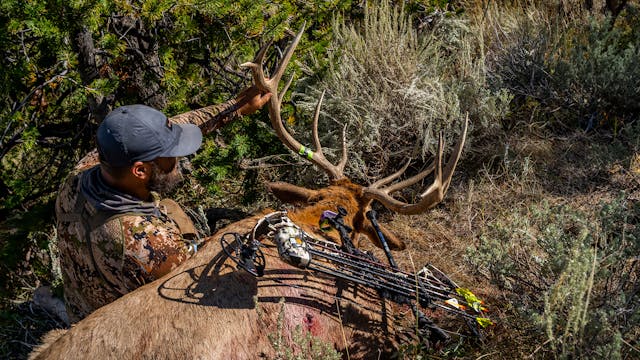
{"left": 485, "top": 2, "right": 640, "bottom": 132}
{"left": 295, "top": 2, "right": 509, "bottom": 184}
{"left": 467, "top": 196, "right": 640, "bottom": 358}
{"left": 554, "top": 15, "right": 640, "bottom": 131}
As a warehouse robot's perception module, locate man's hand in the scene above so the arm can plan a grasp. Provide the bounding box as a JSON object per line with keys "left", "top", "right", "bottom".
{"left": 235, "top": 85, "right": 272, "bottom": 116}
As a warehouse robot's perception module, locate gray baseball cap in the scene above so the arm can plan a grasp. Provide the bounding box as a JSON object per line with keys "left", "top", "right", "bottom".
{"left": 97, "top": 104, "right": 203, "bottom": 167}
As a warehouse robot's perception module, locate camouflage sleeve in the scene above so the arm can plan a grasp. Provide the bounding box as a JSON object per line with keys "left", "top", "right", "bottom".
{"left": 75, "top": 150, "right": 100, "bottom": 172}
{"left": 168, "top": 99, "right": 241, "bottom": 136}
{"left": 119, "top": 215, "right": 191, "bottom": 285}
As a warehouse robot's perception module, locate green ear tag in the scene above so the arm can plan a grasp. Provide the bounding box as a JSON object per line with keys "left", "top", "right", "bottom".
{"left": 298, "top": 146, "right": 314, "bottom": 160}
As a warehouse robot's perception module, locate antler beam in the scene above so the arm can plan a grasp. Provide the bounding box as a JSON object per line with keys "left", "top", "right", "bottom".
{"left": 362, "top": 115, "right": 469, "bottom": 215}
{"left": 241, "top": 23, "right": 347, "bottom": 181}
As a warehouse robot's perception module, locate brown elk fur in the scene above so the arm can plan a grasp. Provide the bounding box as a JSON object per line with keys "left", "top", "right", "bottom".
{"left": 30, "top": 199, "right": 415, "bottom": 359}
{"left": 270, "top": 179, "right": 406, "bottom": 251}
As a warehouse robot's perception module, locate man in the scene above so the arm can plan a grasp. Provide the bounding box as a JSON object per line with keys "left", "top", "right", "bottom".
{"left": 55, "top": 87, "right": 271, "bottom": 322}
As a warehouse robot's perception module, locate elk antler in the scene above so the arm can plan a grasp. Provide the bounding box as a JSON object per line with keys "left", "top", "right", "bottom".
{"left": 362, "top": 115, "right": 469, "bottom": 215}
{"left": 241, "top": 23, "right": 348, "bottom": 181}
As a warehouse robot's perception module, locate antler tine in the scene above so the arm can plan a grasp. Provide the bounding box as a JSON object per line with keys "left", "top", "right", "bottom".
{"left": 280, "top": 74, "right": 295, "bottom": 104}
{"left": 269, "top": 22, "right": 306, "bottom": 90}
{"left": 242, "top": 23, "right": 346, "bottom": 181}
{"left": 420, "top": 134, "right": 445, "bottom": 199}
{"left": 311, "top": 91, "right": 348, "bottom": 177}
{"left": 370, "top": 158, "right": 413, "bottom": 189}
{"left": 240, "top": 40, "right": 272, "bottom": 92}
{"left": 362, "top": 115, "right": 469, "bottom": 215}
{"left": 312, "top": 90, "right": 325, "bottom": 154}
{"left": 240, "top": 22, "right": 306, "bottom": 95}
{"left": 370, "top": 137, "right": 440, "bottom": 196}
{"left": 336, "top": 123, "right": 348, "bottom": 175}
{"left": 308, "top": 89, "right": 347, "bottom": 180}
{"left": 436, "top": 113, "right": 468, "bottom": 194}
{"left": 386, "top": 162, "right": 436, "bottom": 195}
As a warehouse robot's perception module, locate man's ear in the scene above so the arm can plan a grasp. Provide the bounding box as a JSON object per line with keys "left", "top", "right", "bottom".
{"left": 131, "top": 161, "right": 150, "bottom": 180}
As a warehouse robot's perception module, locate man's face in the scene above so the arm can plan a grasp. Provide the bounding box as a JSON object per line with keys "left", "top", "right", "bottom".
{"left": 147, "top": 157, "right": 183, "bottom": 195}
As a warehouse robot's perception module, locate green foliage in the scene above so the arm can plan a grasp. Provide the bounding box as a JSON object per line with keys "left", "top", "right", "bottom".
{"left": 0, "top": 0, "right": 359, "bottom": 213}
{"left": 0, "top": 4, "right": 357, "bottom": 358}
{"left": 486, "top": 2, "right": 640, "bottom": 132}
{"left": 4, "top": 1, "right": 640, "bottom": 358}
{"left": 554, "top": 16, "right": 640, "bottom": 130}
{"left": 403, "top": 0, "right": 464, "bottom": 14}
{"left": 296, "top": 1, "right": 509, "bottom": 183}
{"left": 1, "top": 0, "right": 93, "bottom": 212}
{"left": 190, "top": 116, "right": 283, "bottom": 199}
{"left": 468, "top": 195, "right": 640, "bottom": 358}
{"left": 0, "top": 202, "right": 58, "bottom": 320}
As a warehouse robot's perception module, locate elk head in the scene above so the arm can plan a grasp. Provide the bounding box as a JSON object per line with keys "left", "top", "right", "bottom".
{"left": 242, "top": 24, "right": 468, "bottom": 251}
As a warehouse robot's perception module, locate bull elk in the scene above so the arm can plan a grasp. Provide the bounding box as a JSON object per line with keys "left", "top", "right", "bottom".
{"left": 30, "top": 25, "right": 468, "bottom": 360}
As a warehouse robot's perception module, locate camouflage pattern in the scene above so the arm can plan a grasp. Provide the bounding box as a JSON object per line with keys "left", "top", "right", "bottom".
{"left": 169, "top": 99, "right": 239, "bottom": 135}
{"left": 56, "top": 100, "right": 238, "bottom": 322}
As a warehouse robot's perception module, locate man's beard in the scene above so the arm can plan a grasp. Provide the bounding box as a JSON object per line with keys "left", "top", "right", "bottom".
{"left": 148, "top": 161, "right": 184, "bottom": 195}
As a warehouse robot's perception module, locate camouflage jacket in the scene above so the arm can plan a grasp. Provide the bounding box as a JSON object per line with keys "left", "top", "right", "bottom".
{"left": 56, "top": 100, "right": 239, "bottom": 322}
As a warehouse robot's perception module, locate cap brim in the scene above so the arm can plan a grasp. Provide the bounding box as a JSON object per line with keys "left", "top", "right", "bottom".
{"left": 161, "top": 123, "right": 203, "bottom": 158}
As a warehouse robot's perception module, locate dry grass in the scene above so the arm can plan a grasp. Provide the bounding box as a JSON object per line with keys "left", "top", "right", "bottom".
{"left": 357, "top": 124, "right": 639, "bottom": 358}
{"left": 0, "top": 301, "right": 66, "bottom": 359}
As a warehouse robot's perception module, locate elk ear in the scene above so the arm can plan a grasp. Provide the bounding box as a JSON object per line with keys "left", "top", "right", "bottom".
{"left": 267, "top": 182, "right": 319, "bottom": 205}
{"left": 362, "top": 223, "right": 406, "bottom": 251}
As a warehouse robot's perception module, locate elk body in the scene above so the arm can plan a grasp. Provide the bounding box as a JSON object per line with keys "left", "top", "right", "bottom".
{"left": 30, "top": 25, "right": 468, "bottom": 359}
{"left": 30, "top": 213, "right": 399, "bottom": 359}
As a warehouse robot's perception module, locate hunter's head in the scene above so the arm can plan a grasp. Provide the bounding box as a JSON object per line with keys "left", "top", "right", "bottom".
{"left": 96, "top": 105, "right": 202, "bottom": 199}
